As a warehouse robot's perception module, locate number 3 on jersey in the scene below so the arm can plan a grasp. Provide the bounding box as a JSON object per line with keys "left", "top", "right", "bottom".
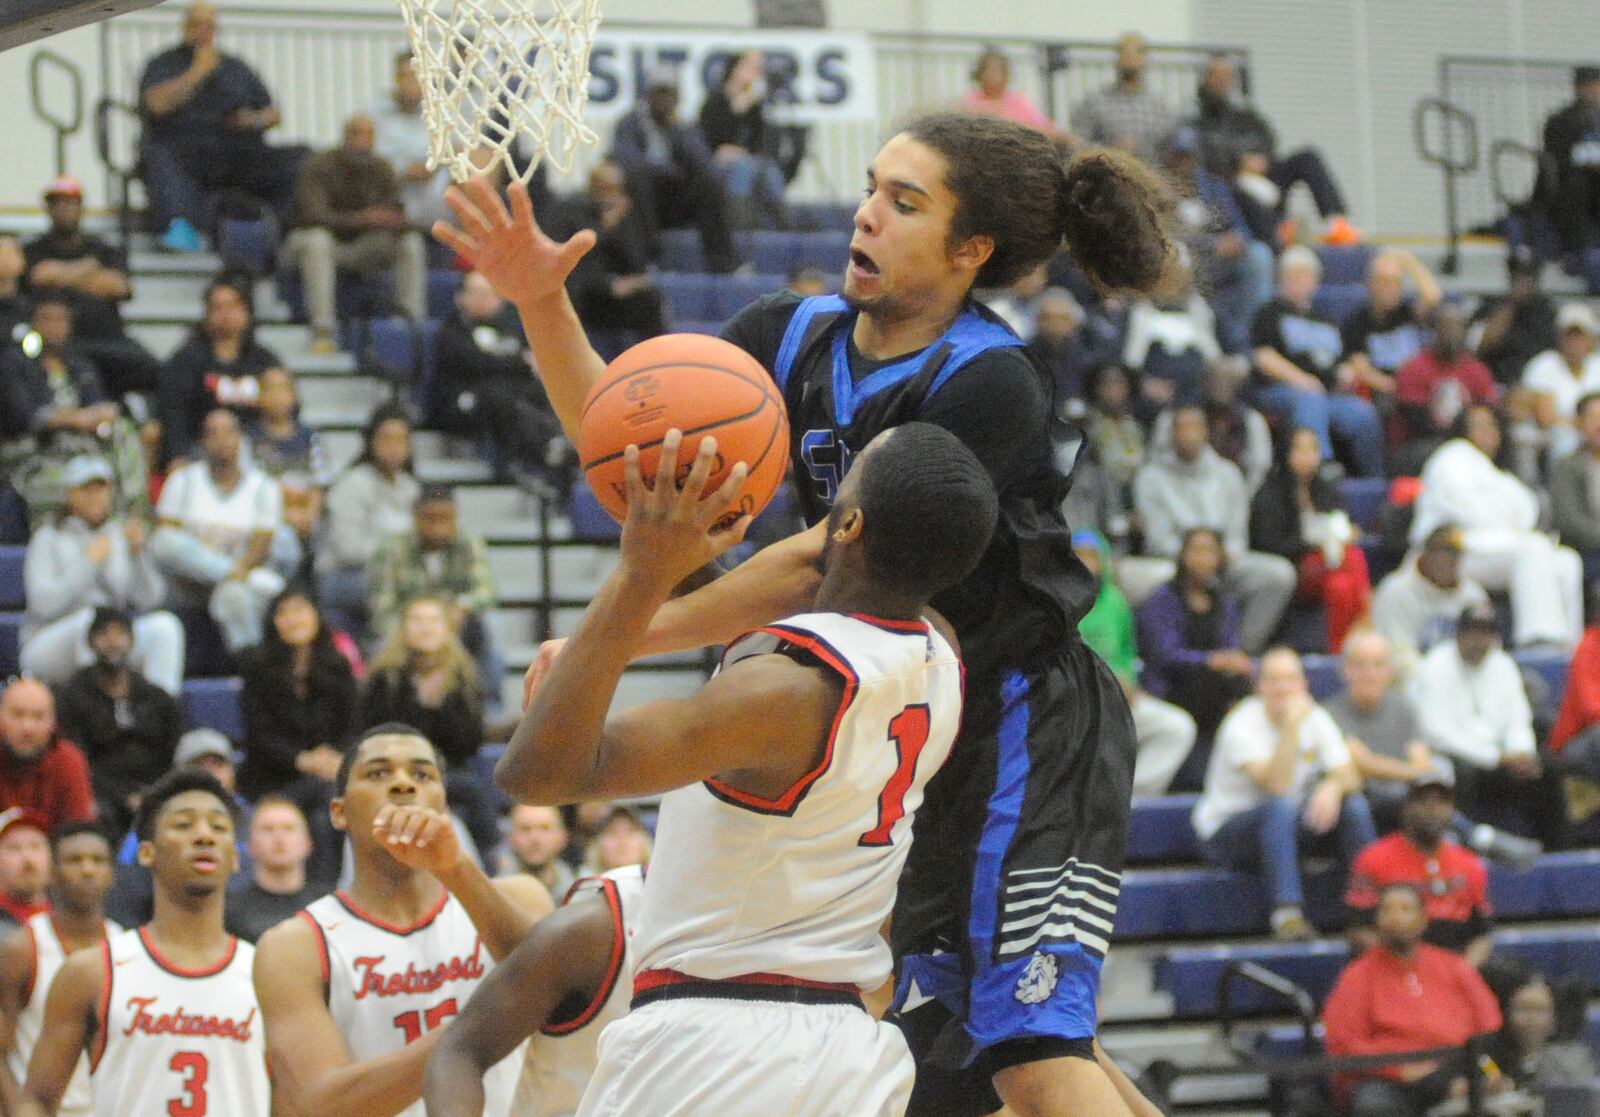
{"left": 167, "top": 1051, "right": 208, "bottom": 1117}
{"left": 859, "top": 705, "right": 931, "bottom": 847}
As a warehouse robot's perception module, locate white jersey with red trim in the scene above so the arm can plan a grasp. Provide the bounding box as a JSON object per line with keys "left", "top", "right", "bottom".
{"left": 91, "top": 927, "right": 267, "bottom": 1117}
{"left": 7, "top": 913, "right": 121, "bottom": 1117}
{"left": 299, "top": 889, "right": 521, "bottom": 1117}
{"left": 517, "top": 865, "right": 643, "bottom": 1117}
{"left": 632, "top": 611, "right": 962, "bottom": 992}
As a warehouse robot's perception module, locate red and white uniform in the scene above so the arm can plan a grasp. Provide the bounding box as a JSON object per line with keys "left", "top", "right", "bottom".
{"left": 517, "top": 866, "right": 643, "bottom": 1117}
{"left": 579, "top": 612, "right": 962, "bottom": 1117}
{"left": 91, "top": 927, "right": 268, "bottom": 1117}
{"left": 298, "top": 889, "right": 521, "bottom": 1117}
{"left": 7, "top": 913, "right": 121, "bottom": 1117}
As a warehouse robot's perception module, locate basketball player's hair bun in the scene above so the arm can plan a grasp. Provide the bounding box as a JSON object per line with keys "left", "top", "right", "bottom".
{"left": 1058, "top": 148, "right": 1180, "bottom": 297}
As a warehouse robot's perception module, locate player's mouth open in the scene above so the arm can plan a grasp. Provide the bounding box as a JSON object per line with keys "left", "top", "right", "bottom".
{"left": 849, "top": 248, "right": 879, "bottom": 277}
{"left": 190, "top": 854, "right": 220, "bottom": 872}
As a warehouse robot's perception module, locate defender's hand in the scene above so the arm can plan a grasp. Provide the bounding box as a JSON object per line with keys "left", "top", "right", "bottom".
{"left": 434, "top": 176, "right": 596, "bottom": 309}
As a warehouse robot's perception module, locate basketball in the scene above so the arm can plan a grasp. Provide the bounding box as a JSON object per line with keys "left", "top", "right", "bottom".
{"left": 577, "top": 334, "right": 790, "bottom": 525}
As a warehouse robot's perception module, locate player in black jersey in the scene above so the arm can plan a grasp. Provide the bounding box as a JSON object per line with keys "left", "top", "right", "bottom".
{"left": 436, "top": 112, "right": 1176, "bottom": 1117}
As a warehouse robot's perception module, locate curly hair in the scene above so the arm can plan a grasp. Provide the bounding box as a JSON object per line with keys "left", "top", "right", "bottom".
{"left": 900, "top": 112, "right": 1180, "bottom": 294}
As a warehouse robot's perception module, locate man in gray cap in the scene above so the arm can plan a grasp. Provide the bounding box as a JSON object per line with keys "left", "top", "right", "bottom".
{"left": 20, "top": 455, "right": 184, "bottom": 695}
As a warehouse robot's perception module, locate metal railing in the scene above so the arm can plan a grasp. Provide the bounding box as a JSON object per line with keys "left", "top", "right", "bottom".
{"left": 95, "top": 7, "right": 1247, "bottom": 209}
{"left": 1413, "top": 96, "right": 1478, "bottom": 275}
{"left": 28, "top": 47, "right": 84, "bottom": 177}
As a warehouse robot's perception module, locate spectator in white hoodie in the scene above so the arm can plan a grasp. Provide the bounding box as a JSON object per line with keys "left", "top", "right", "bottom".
{"left": 1410, "top": 403, "right": 1583, "bottom": 648}
{"left": 1371, "top": 525, "right": 1491, "bottom": 675}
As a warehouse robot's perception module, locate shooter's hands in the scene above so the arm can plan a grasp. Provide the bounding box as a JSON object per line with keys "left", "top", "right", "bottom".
{"left": 373, "top": 803, "right": 467, "bottom": 877}
{"left": 434, "top": 176, "right": 596, "bottom": 309}
{"left": 617, "top": 430, "right": 751, "bottom": 597}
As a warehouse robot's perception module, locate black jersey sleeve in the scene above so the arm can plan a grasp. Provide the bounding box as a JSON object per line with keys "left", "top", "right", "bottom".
{"left": 719, "top": 290, "right": 804, "bottom": 379}
{"left": 917, "top": 349, "right": 1052, "bottom": 493}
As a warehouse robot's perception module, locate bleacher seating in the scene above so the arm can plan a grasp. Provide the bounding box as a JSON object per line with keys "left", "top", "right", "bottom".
{"left": 0, "top": 545, "right": 24, "bottom": 610}
{"left": 1312, "top": 282, "right": 1367, "bottom": 324}
{"left": 1256, "top": 1008, "right": 1600, "bottom": 1060}
{"left": 180, "top": 677, "right": 245, "bottom": 741}
{"left": 1313, "top": 244, "right": 1374, "bottom": 285}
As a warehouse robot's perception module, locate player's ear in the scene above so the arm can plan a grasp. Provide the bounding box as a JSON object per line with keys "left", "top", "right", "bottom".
{"left": 950, "top": 233, "right": 994, "bottom": 278}
{"left": 833, "top": 507, "right": 864, "bottom": 545}
{"left": 328, "top": 795, "right": 349, "bottom": 835}
{"left": 135, "top": 840, "right": 155, "bottom": 870}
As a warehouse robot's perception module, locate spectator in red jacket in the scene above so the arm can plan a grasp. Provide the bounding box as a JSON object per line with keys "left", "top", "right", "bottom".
{"left": 1550, "top": 608, "right": 1600, "bottom": 845}
{"left": 0, "top": 679, "right": 94, "bottom": 830}
{"left": 1323, "top": 882, "right": 1503, "bottom": 1117}
{"left": 1344, "top": 762, "right": 1494, "bottom": 966}
{"left": 0, "top": 809, "right": 51, "bottom": 932}
{"left": 1394, "top": 302, "right": 1499, "bottom": 472}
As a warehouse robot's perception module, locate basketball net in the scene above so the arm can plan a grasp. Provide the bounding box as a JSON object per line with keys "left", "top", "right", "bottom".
{"left": 396, "top": 0, "right": 602, "bottom": 184}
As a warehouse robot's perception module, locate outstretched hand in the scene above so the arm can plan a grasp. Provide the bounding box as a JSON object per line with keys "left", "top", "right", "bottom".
{"left": 618, "top": 430, "right": 752, "bottom": 595}
{"left": 433, "top": 176, "right": 597, "bottom": 308}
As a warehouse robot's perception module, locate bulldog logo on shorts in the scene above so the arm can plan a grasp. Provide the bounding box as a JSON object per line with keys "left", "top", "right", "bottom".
{"left": 1014, "top": 951, "right": 1059, "bottom": 1005}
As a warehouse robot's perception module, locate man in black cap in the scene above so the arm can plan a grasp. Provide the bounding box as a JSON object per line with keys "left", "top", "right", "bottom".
{"left": 1471, "top": 245, "right": 1559, "bottom": 386}
{"left": 1541, "top": 65, "right": 1600, "bottom": 259}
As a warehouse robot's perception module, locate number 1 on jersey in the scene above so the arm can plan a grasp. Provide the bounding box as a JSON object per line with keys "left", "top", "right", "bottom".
{"left": 393, "top": 997, "right": 459, "bottom": 1044}
{"left": 859, "top": 705, "right": 931, "bottom": 847}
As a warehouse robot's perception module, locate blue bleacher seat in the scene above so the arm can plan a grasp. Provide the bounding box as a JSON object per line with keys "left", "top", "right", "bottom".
{"left": 182, "top": 677, "right": 244, "bottom": 741}
{"left": 1126, "top": 794, "right": 1201, "bottom": 863}
{"left": 1258, "top": 1008, "right": 1600, "bottom": 1062}
{"left": 1337, "top": 478, "right": 1388, "bottom": 533}
{"left": 1302, "top": 654, "right": 1340, "bottom": 700}
{"left": 1118, "top": 866, "right": 1347, "bottom": 940}
{"left": 0, "top": 484, "right": 26, "bottom": 545}
{"left": 0, "top": 612, "right": 21, "bottom": 676}
{"left": 1514, "top": 647, "right": 1570, "bottom": 708}
{"left": 1490, "top": 851, "right": 1600, "bottom": 919}
{"left": 1312, "top": 282, "right": 1367, "bottom": 325}
{"left": 0, "top": 546, "right": 24, "bottom": 610}
{"left": 657, "top": 273, "right": 713, "bottom": 321}
{"left": 707, "top": 273, "right": 784, "bottom": 320}
{"left": 426, "top": 269, "right": 462, "bottom": 319}
{"left": 1314, "top": 244, "right": 1373, "bottom": 285}
{"left": 567, "top": 483, "right": 621, "bottom": 541}
{"left": 674, "top": 320, "right": 724, "bottom": 336}
{"left": 794, "top": 230, "right": 852, "bottom": 272}
{"left": 788, "top": 202, "right": 856, "bottom": 231}
{"left": 750, "top": 230, "right": 802, "bottom": 274}
{"left": 216, "top": 218, "right": 276, "bottom": 275}
{"left": 278, "top": 268, "right": 393, "bottom": 325}
{"left": 658, "top": 230, "right": 702, "bottom": 272}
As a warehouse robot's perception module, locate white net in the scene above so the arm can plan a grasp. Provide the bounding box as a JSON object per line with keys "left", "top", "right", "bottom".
{"left": 397, "top": 0, "right": 602, "bottom": 184}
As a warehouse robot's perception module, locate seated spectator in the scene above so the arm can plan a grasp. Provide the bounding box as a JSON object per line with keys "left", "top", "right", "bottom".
{"left": 984, "top": 263, "right": 1051, "bottom": 341}
{"left": 224, "top": 796, "right": 323, "bottom": 942}
{"left": 1372, "top": 526, "right": 1490, "bottom": 674}
{"left": 1411, "top": 602, "right": 1566, "bottom": 848}
{"left": 1488, "top": 973, "right": 1600, "bottom": 1093}
{"left": 435, "top": 271, "right": 568, "bottom": 479}
{"left": 498, "top": 803, "right": 576, "bottom": 899}
{"left": 1149, "top": 358, "right": 1273, "bottom": 494}
{"left": 0, "top": 235, "right": 30, "bottom": 345}
{"left": 1345, "top": 764, "right": 1494, "bottom": 965}
{"left": 1248, "top": 427, "right": 1371, "bottom": 652}
{"left": 0, "top": 811, "right": 50, "bottom": 932}
{"left": 161, "top": 276, "right": 286, "bottom": 463}
{"left": 1134, "top": 527, "right": 1255, "bottom": 761}
{"left": 1193, "top": 53, "right": 1358, "bottom": 245}
{"left": 317, "top": 403, "right": 419, "bottom": 633}
{"left": 1541, "top": 66, "right": 1600, "bottom": 260}
{"left": 959, "top": 46, "right": 1060, "bottom": 136}
{"left": 611, "top": 69, "right": 739, "bottom": 273}
{"left": 1472, "top": 248, "right": 1558, "bottom": 388}
{"left": 136, "top": 1, "right": 301, "bottom": 249}
{"left": 583, "top": 804, "right": 652, "bottom": 873}
{"left": 245, "top": 366, "right": 326, "bottom": 483}
{"left": 560, "top": 162, "right": 667, "bottom": 343}
{"left": 0, "top": 680, "right": 94, "bottom": 830}
{"left": 785, "top": 264, "right": 829, "bottom": 298}
{"left": 1121, "top": 291, "right": 1221, "bottom": 405}
{"left": 1394, "top": 301, "right": 1499, "bottom": 471}
{"left": 1548, "top": 392, "right": 1600, "bottom": 563}
{"left": 150, "top": 408, "right": 290, "bottom": 653}
{"left": 1250, "top": 247, "right": 1385, "bottom": 478}
{"left": 1132, "top": 403, "right": 1295, "bottom": 652}
{"left": 370, "top": 51, "right": 449, "bottom": 230}
{"left": 1075, "top": 530, "right": 1198, "bottom": 796}
{"left": 21, "top": 456, "right": 183, "bottom": 696}
{"left": 52, "top": 607, "right": 184, "bottom": 834}
{"left": 1192, "top": 648, "right": 1375, "bottom": 940}
{"left": 1025, "top": 288, "right": 1115, "bottom": 409}
{"left": 1412, "top": 404, "right": 1583, "bottom": 649}
{"left": 0, "top": 295, "right": 145, "bottom": 522}
{"left": 282, "top": 115, "right": 426, "bottom": 352}
{"left": 697, "top": 51, "right": 788, "bottom": 230}
{"left": 1342, "top": 249, "right": 1442, "bottom": 394}
{"left": 359, "top": 595, "right": 498, "bottom": 859}
{"left": 366, "top": 484, "right": 504, "bottom": 709}
{"left": 236, "top": 587, "right": 358, "bottom": 802}
{"left": 1085, "top": 364, "right": 1146, "bottom": 534}
{"left": 1551, "top": 594, "right": 1600, "bottom": 787}
{"left": 1322, "top": 883, "right": 1503, "bottom": 1117}
{"left": 22, "top": 177, "right": 161, "bottom": 398}
{"left": 1325, "top": 630, "right": 1435, "bottom": 824}
{"left": 1069, "top": 33, "right": 1179, "bottom": 165}
{"left": 1519, "top": 303, "right": 1600, "bottom": 462}
{"left": 1162, "top": 127, "right": 1274, "bottom": 355}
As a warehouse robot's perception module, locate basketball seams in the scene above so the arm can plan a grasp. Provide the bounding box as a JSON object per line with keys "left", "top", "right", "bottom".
{"left": 579, "top": 354, "right": 777, "bottom": 425}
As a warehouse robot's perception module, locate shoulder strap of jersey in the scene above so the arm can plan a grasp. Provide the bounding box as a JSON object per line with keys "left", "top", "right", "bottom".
{"left": 920, "top": 306, "right": 1027, "bottom": 404}
{"left": 773, "top": 294, "right": 849, "bottom": 392}
{"left": 294, "top": 910, "right": 331, "bottom": 1003}
{"left": 539, "top": 876, "right": 625, "bottom": 1037}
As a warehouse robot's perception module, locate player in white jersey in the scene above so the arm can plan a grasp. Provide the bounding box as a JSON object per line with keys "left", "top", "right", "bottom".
{"left": 17, "top": 769, "right": 269, "bottom": 1117}
{"left": 423, "top": 865, "right": 644, "bottom": 1117}
{"left": 252, "top": 725, "right": 551, "bottom": 1117}
{"left": 495, "top": 423, "right": 998, "bottom": 1116}
{"left": 0, "top": 822, "right": 119, "bottom": 1117}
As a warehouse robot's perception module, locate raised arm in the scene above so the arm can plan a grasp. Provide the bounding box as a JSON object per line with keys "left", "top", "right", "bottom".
{"left": 432, "top": 177, "right": 602, "bottom": 443}
{"left": 17, "top": 949, "right": 100, "bottom": 1117}
{"left": 255, "top": 917, "right": 442, "bottom": 1117}
{"left": 424, "top": 890, "right": 620, "bottom": 1117}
